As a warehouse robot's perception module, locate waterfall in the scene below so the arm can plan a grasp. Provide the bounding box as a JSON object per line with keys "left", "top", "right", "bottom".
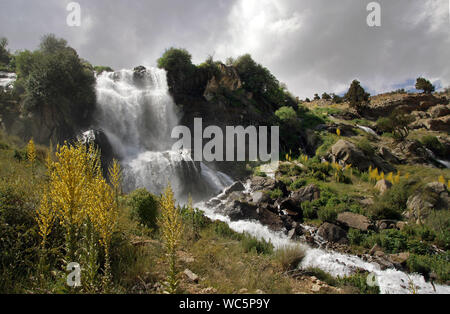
{"left": 95, "top": 68, "right": 232, "bottom": 201}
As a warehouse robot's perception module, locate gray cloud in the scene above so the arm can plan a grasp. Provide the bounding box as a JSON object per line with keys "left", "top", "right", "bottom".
{"left": 0, "top": 0, "right": 448, "bottom": 98}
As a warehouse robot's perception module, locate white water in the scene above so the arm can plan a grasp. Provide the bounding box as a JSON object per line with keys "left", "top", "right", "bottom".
{"left": 425, "top": 148, "right": 450, "bottom": 169}
{"left": 95, "top": 68, "right": 231, "bottom": 201}
{"left": 357, "top": 125, "right": 378, "bottom": 137}
{"left": 0, "top": 72, "right": 16, "bottom": 89}
{"left": 197, "top": 181, "right": 450, "bottom": 294}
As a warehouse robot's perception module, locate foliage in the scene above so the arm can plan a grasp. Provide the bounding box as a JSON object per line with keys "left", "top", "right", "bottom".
{"left": 369, "top": 180, "right": 412, "bottom": 220}
{"left": 357, "top": 138, "right": 375, "bottom": 157}
{"left": 344, "top": 80, "right": 370, "bottom": 109}
{"left": 266, "top": 188, "right": 283, "bottom": 200}
{"left": 241, "top": 234, "right": 273, "bottom": 255}
{"left": 158, "top": 184, "right": 183, "bottom": 294}
{"left": 276, "top": 245, "right": 305, "bottom": 271}
{"left": 275, "top": 106, "right": 297, "bottom": 125}
{"left": 321, "top": 92, "right": 331, "bottom": 100}
{"left": 94, "top": 66, "right": 114, "bottom": 75}
{"left": 233, "top": 54, "right": 294, "bottom": 107}
{"left": 415, "top": 77, "right": 435, "bottom": 94}
{"left": 376, "top": 109, "right": 414, "bottom": 141}
{"left": 407, "top": 253, "right": 449, "bottom": 283}
{"left": 127, "top": 189, "right": 159, "bottom": 229}
{"left": 0, "top": 37, "right": 11, "bottom": 66}
{"left": 420, "top": 135, "right": 446, "bottom": 158}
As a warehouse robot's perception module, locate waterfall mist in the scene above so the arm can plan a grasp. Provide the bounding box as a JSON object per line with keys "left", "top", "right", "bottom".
{"left": 94, "top": 68, "right": 232, "bottom": 202}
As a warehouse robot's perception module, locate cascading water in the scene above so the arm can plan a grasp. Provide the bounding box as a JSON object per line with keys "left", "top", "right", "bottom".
{"left": 94, "top": 68, "right": 232, "bottom": 201}
{"left": 196, "top": 181, "right": 450, "bottom": 294}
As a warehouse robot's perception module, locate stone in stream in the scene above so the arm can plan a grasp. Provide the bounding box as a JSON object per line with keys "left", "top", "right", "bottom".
{"left": 317, "top": 222, "right": 348, "bottom": 244}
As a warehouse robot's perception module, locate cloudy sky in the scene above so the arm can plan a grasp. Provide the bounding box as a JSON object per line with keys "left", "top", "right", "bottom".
{"left": 0, "top": 0, "right": 448, "bottom": 97}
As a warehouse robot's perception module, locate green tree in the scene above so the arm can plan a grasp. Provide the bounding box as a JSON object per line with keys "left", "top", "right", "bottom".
{"left": 415, "top": 77, "right": 435, "bottom": 94}
{"left": 344, "top": 80, "right": 370, "bottom": 109}
{"left": 233, "top": 54, "right": 294, "bottom": 107}
{"left": 127, "top": 188, "right": 159, "bottom": 229}
{"left": 0, "top": 37, "right": 10, "bottom": 65}
{"left": 314, "top": 94, "right": 320, "bottom": 100}
{"left": 322, "top": 92, "right": 332, "bottom": 100}
{"left": 14, "top": 34, "right": 96, "bottom": 142}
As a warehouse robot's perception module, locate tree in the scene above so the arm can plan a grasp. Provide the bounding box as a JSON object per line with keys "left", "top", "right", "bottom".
{"left": 331, "top": 93, "right": 343, "bottom": 104}
{"left": 415, "top": 77, "right": 435, "bottom": 94}
{"left": 233, "top": 54, "right": 294, "bottom": 107}
{"left": 322, "top": 92, "right": 331, "bottom": 100}
{"left": 14, "top": 34, "right": 96, "bottom": 142}
{"left": 376, "top": 109, "right": 414, "bottom": 141}
{"left": 344, "top": 80, "right": 370, "bottom": 108}
{"left": 0, "top": 37, "right": 10, "bottom": 65}
{"left": 314, "top": 94, "right": 320, "bottom": 100}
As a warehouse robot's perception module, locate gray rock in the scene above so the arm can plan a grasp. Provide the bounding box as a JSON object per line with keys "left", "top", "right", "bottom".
{"left": 337, "top": 212, "right": 373, "bottom": 232}
{"left": 317, "top": 222, "right": 348, "bottom": 244}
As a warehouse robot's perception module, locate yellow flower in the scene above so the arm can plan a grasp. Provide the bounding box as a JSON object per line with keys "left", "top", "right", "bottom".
{"left": 336, "top": 128, "right": 341, "bottom": 137}
{"left": 438, "top": 175, "right": 445, "bottom": 184}
{"left": 27, "top": 139, "right": 36, "bottom": 165}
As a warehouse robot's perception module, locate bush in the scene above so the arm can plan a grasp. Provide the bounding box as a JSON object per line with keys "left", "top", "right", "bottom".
{"left": 407, "top": 253, "right": 450, "bottom": 283}
{"left": 317, "top": 207, "right": 338, "bottom": 223}
{"left": 348, "top": 229, "right": 364, "bottom": 246}
{"left": 241, "top": 233, "right": 273, "bottom": 255}
{"left": 127, "top": 189, "right": 159, "bottom": 229}
{"left": 302, "top": 201, "right": 317, "bottom": 220}
{"left": 276, "top": 245, "right": 306, "bottom": 271}
{"left": 369, "top": 181, "right": 412, "bottom": 220}
{"left": 290, "top": 178, "right": 306, "bottom": 190}
{"left": 420, "top": 136, "right": 446, "bottom": 158}
{"left": 266, "top": 188, "right": 283, "bottom": 200}
{"left": 275, "top": 106, "right": 297, "bottom": 125}
{"left": 357, "top": 138, "right": 375, "bottom": 157}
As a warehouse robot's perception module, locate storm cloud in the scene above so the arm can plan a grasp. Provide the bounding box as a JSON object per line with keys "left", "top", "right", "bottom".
{"left": 0, "top": 0, "right": 448, "bottom": 97}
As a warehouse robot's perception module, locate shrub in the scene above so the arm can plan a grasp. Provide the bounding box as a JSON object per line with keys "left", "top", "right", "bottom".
{"left": 275, "top": 106, "right": 297, "bottom": 125}
{"left": 348, "top": 228, "right": 364, "bottom": 246}
{"left": 213, "top": 220, "right": 239, "bottom": 240}
{"left": 127, "top": 189, "right": 159, "bottom": 229}
{"left": 321, "top": 93, "right": 331, "bottom": 100}
{"left": 266, "top": 188, "right": 283, "bottom": 200}
{"left": 420, "top": 136, "right": 446, "bottom": 158}
{"left": 369, "top": 181, "right": 412, "bottom": 220}
{"left": 317, "top": 207, "right": 338, "bottom": 223}
{"left": 241, "top": 234, "right": 274, "bottom": 255}
{"left": 290, "top": 178, "right": 306, "bottom": 190}
{"left": 302, "top": 201, "right": 317, "bottom": 220}
{"left": 276, "top": 245, "right": 306, "bottom": 271}
{"left": 337, "top": 273, "right": 380, "bottom": 294}
{"left": 407, "top": 253, "right": 450, "bottom": 283}
{"left": 357, "top": 138, "right": 375, "bottom": 157}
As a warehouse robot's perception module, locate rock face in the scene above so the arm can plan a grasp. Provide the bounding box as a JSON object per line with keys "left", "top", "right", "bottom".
{"left": 375, "top": 179, "right": 392, "bottom": 194}
{"left": 337, "top": 212, "right": 373, "bottom": 232}
{"left": 78, "top": 129, "right": 115, "bottom": 175}
{"left": 317, "top": 223, "right": 348, "bottom": 244}
{"left": 405, "top": 182, "right": 450, "bottom": 220}
{"left": 204, "top": 63, "right": 242, "bottom": 101}
{"left": 428, "top": 104, "right": 450, "bottom": 118}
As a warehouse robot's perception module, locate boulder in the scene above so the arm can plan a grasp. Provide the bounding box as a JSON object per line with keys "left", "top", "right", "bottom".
{"left": 257, "top": 206, "right": 284, "bottom": 231}
{"left": 378, "top": 147, "right": 400, "bottom": 164}
{"left": 428, "top": 105, "right": 450, "bottom": 118}
{"left": 405, "top": 182, "right": 450, "bottom": 220}
{"left": 396, "top": 221, "right": 407, "bottom": 231}
{"left": 251, "top": 191, "right": 268, "bottom": 204}
{"left": 375, "top": 179, "right": 392, "bottom": 194}
{"left": 291, "top": 184, "right": 321, "bottom": 203}
{"left": 337, "top": 212, "right": 373, "bottom": 232}
{"left": 369, "top": 244, "right": 383, "bottom": 256}
{"left": 376, "top": 219, "right": 397, "bottom": 231}
{"left": 388, "top": 252, "right": 410, "bottom": 269}
{"left": 329, "top": 140, "right": 394, "bottom": 173}
{"left": 225, "top": 200, "right": 258, "bottom": 221}
{"left": 317, "top": 223, "right": 348, "bottom": 244}
{"left": 424, "top": 116, "right": 450, "bottom": 132}
{"left": 287, "top": 224, "right": 305, "bottom": 240}
{"left": 224, "top": 181, "right": 245, "bottom": 195}
{"left": 184, "top": 269, "right": 199, "bottom": 283}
